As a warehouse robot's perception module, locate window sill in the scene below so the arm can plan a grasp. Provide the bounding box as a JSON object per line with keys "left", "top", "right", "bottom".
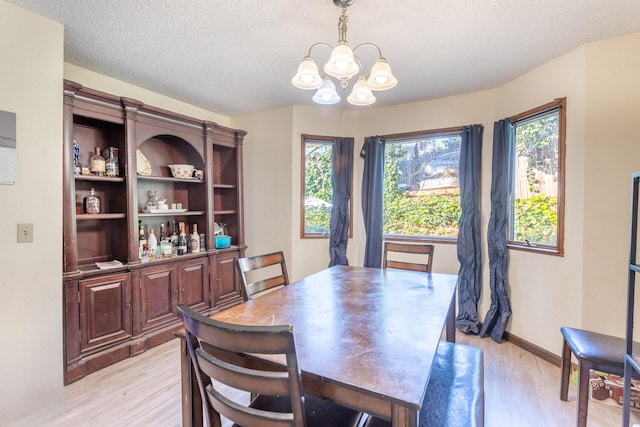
{"left": 507, "top": 242, "right": 564, "bottom": 256}
{"left": 301, "top": 234, "right": 329, "bottom": 239}
{"left": 383, "top": 234, "right": 458, "bottom": 244}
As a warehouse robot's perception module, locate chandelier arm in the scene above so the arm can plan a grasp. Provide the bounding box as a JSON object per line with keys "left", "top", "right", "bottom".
{"left": 352, "top": 42, "right": 383, "bottom": 58}
{"left": 306, "top": 42, "right": 334, "bottom": 57}
{"left": 352, "top": 54, "right": 366, "bottom": 78}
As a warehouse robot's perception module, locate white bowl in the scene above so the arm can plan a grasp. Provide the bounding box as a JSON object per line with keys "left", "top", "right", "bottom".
{"left": 168, "top": 164, "right": 194, "bottom": 179}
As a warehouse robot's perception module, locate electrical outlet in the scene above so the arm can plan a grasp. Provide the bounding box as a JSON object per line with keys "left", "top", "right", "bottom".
{"left": 17, "top": 223, "right": 34, "bottom": 243}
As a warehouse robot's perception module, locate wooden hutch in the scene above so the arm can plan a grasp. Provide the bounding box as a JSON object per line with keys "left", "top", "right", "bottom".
{"left": 62, "top": 80, "right": 246, "bottom": 384}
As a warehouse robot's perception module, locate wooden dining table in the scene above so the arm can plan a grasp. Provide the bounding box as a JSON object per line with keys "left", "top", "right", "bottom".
{"left": 178, "top": 265, "right": 458, "bottom": 427}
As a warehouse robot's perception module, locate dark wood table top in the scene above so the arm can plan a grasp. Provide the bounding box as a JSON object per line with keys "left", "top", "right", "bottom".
{"left": 211, "top": 265, "right": 458, "bottom": 413}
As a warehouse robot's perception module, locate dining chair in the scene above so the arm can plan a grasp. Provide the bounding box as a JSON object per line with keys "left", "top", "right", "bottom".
{"left": 382, "top": 241, "right": 434, "bottom": 272}
{"left": 236, "top": 251, "right": 290, "bottom": 300}
{"left": 559, "top": 326, "right": 640, "bottom": 427}
{"left": 177, "top": 304, "right": 364, "bottom": 427}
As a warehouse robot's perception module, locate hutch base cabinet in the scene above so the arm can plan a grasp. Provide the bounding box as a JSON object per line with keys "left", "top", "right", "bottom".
{"left": 63, "top": 81, "right": 246, "bottom": 384}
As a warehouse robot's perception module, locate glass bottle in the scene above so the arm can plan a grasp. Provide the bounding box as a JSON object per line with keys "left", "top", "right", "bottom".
{"left": 147, "top": 228, "right": 158, "bottom": 260}
{"left": 73, "top": 140, "right": 81, "bottom": 175}
{"left": 190, "top": 224, "right": 200, "bottom": 253}
{"left": 105, "top": 148, "right": 117, "bottom": 177}
{"left": 83, "top": 188, "right": 101, "bottom": 214}
{"left": 90, "top": 147, "right": 106, "bottom": 176}
{"left": 177, "top": 222, "right": 188, "bottom": 255}
{"left": 159, "top": 223, "right": 166, "bottom": 243}
{"left": 170, "top": 221, "right": 178, "bottom": 247}
{"left": 138, "top": 220, "right": 147, "bottom": 253}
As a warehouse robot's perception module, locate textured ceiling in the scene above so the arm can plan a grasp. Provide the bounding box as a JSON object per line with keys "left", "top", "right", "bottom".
{"left": 7, "top": 0, "right": 640, "bottom": 116}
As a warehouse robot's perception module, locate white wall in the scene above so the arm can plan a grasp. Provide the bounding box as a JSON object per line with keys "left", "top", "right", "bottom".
{"left": 0, "top": 0, "right": 64, "bottom": 416}
{"left": 494, "top": 46, "right": 587, "bottom": 350}
{"left": 232, "top": 107, "right": 295, "bottom": 269}
{"left": 583, "top": 33, "right": 640, "bottom": 336}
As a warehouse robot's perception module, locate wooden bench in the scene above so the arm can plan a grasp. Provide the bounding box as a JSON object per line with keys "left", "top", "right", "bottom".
{"left": 365, "top": 342, "right": 484, "bottom": 427}
{"left": 560, "top": 326, "right": 640, "bottom": 427}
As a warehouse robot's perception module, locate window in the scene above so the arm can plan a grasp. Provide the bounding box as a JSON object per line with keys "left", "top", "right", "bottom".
{"left": 509, "top": 98, "right": 565, "bottom": 255}
{"left": 383, "top": 129, "right": 462, "bottom": 240}
{"left": 301, "top": 135, "right": 352, "bottom": 238}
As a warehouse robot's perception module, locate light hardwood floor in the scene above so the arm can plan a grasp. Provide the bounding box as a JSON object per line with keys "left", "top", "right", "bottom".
{"left": 3, "top": 333, "right": 639, "bottom": 426}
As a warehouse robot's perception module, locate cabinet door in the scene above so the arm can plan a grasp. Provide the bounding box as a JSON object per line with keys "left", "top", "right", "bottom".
{"left": 79, "top": 273, "right": 132, "bottom": 353}
{"left": 211, "top": 250, "right": 243, "bottom": 308}
{"left": 178, "top": 257, "right": 209, "bottom": 312}
{"left": 139, "top": 264, "right": 178, "bottom": 333}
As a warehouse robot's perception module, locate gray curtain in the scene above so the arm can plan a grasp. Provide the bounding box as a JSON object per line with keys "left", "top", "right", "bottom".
{"left": 329, "top": 137, "right": 354, "bottom": 267}
{"left": 455, "top": 125, "right": 484, "bottom": 334}
{"left": 360, "top": 136, "right": 385, "bottom": 268}
{"left": 480, "top": 119, "right": 513, "bottom": 343}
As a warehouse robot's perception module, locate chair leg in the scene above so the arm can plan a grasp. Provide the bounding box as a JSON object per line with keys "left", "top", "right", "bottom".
{"left": 560, "top": 338, "right": 571, "bottom": 401}
{"left": 576, "top": 359, "right": 590, "bottom": 427}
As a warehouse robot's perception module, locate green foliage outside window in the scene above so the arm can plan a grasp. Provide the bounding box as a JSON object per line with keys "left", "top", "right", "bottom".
{"left": 513, "top": 111, "right": 559, "bottom": 246}
{"left": 384, "top": 192, "right": 461, "bottom": 236}
{"left": 305, "top": 206, "right": 331, "bottom": 234}
{"left": 383, "top": 140, "right": 461, "bottom": 237}
{"left": 304, "top": 142, "right": 332, "bottom": 234}
{"left": 513, "top": 195, "right": 557, "bottom": 245}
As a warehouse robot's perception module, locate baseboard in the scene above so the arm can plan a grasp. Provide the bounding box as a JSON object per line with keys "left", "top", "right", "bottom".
{"left": 503, "top": 330, "right": 562, "bottom": 367}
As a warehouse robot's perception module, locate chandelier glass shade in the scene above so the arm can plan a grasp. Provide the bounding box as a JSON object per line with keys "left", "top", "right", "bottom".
{"left": 312, "top": 78, "right": 341, "bottom": 105}
{"left": 291, "top": 0, "right": 397, "bottom": 106}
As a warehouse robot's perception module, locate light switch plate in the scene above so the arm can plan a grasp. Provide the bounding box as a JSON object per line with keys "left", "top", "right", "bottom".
{"left": 17, "top": 223, "right": 34, "bottom": 243}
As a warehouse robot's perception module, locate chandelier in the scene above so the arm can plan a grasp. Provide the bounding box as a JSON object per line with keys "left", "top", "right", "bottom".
{"left": 291, "top": 0, "right": 397, "bottom": 106}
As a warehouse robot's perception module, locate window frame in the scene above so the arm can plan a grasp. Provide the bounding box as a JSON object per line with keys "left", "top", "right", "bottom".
{"left": 382, "top": 126, "right": 464, "bottom": 244}
{"left": 507, "top": 98, "right": 566, "bottom": 256}
{"left": 300, "top": 134, "right": 353, "bottom": 239}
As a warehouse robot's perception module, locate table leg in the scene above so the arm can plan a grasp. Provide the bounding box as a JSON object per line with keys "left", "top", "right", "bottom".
{"left": 391, "top": 403, "right": 418, "bottom": 427}
{"left": 180, "top": 338, "right": 203, "bottom": 427}
{"left": 445, "top": 294, "right": 456, "bottom": 342}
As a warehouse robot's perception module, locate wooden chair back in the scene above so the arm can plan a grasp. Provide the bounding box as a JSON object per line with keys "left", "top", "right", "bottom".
{"left": 383, "top": 241, "right": 434, "bottom": 273}
{"left": 236, "top": 251, "right": 290, "bottom": 300}
{"left": 178, "top": 304, "right": 307, "bottom": 427}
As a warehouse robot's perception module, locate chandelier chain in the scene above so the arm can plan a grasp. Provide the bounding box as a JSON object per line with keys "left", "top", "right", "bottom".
{"left": 337, "top": 3, "right": 349, "bottom": 43}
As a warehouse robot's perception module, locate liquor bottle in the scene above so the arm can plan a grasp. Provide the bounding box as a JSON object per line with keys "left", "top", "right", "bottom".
{"left": 73, "top": 140, "right": 81, "bottom": 175}
{"left": 170, "top": 221, "right": 178, "bottom": 247}
{"left": 138, "top": 220, "right": 147, "bottom": 252}
{"left": 159, "top": 223, "right": 166, "bottom": 243}
{"left": 147, "top": 228, "right": 158, "bottom": 260}
{"left": 105, "top": 148, "right": 117, "bottom": 177}
{"left": 190, "top": 224, "right": 200, "bottom": 253}
{"left": 83, "top": 188, "right": 101, "bottom": 214}
{"left": 199, "top": 233, "right": 206, "bottom": 252}
{"left": 160, "top": 222, "right": 172, "bottom": 258}
{"left": 177, "top": 222, "right": 188, "bottom": 255}
{"left": 90, "top": 147, "right": 106, "bottom": 176}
